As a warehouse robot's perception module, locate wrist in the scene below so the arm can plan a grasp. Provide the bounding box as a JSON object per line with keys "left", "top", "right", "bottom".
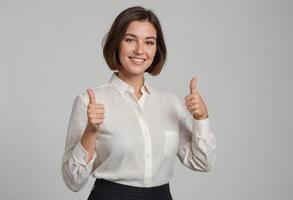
{"left": 85, "top": 123, "right": 99, "bottom": 133}
{"left": 193, "top": 114, "right": 209, "bottom": 120}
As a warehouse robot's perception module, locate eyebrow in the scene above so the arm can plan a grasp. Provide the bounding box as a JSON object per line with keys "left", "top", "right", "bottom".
{"left": 124, "top": 33, "right": 157, "bottom": 40}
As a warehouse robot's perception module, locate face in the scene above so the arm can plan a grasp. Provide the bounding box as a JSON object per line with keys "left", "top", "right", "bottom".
{"left": 118, "top": 20, "right": 157, "bottom": 77}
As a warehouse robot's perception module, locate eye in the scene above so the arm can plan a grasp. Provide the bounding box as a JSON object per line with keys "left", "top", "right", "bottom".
{"left": 145, "top": 41, "right": 155, "bottom": 46}
{"left": 125, "top": 38, "right": 135, "bottom": 43}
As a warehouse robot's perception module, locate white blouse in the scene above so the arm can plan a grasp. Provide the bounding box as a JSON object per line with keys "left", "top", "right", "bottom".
{"left": 61, "top": 73, "right": 216, "bottom": 192}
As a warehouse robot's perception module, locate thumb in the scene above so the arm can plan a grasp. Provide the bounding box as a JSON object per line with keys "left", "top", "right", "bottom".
{"left": 87, "top": 88, "right": 96, "bottom": 104}
{"left": 190, "top": 77, "right": 198, "bottom": 94}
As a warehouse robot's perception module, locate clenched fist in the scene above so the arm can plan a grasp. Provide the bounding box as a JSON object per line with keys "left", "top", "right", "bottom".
{"left": 185, "top": 77, "right": 209, "bottom": 120}
{"left": 86, "top": 88, "right": 105, "bottom": 131}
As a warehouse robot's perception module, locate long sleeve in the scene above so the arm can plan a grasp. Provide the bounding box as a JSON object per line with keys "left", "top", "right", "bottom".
{"left": 173, "top": 95, "right": 216, "bottom": 172}
{"left": 61, "top": 94, "right": 97, "bottom": 192}
{"left": 61, "top": 73, "right": 217, "bottom": 189}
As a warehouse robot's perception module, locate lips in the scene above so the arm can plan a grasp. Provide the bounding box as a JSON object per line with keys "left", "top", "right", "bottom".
{"left": 129, "top": 57, "right": 146, "bottom": 65}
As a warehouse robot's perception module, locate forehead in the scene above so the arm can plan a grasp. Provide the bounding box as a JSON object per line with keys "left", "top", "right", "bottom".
{"left": 125, "top": 21, "right": 157, "bottom": 38}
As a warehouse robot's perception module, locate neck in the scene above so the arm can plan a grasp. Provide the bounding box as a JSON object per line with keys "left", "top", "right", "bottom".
{"left": 117, "top": 71, "right": 145, "bottom": 95}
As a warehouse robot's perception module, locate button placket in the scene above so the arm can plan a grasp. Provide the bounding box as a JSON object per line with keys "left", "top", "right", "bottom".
{"left": 139, "top": 114, "right": 152, "bottom": 187}
{"left": 126, "top": 89, "right": 152, "bottom": 187}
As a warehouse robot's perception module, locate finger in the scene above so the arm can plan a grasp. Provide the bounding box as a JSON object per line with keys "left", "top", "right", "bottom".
{"left": 94, "top": 108, "right": 105, "bottom": 114}
{"left": 187, "top": 104, "right": 200, "bottom": 111}
{"left": 87, "top": 109, "right": 105, "bottom": 115}
{"left": 194, "top": 95, "right": 200, "bottom": 104}
{"left": 88, "top": 113, "right": 104, "bottom": 119}
{"left": 189, "top": 77, "right": 198, "bottom": 95}
{"left": 185, "top": 99, "right": 192, "bottom": 106}
{"left": 87, "top": 88, "right": 96, "bottom": 104}
{"left": 90, "top": 119, "right": 103, "bottom": 126}
{"left": 185, "top": 97, "right": 199, "bottom": 106}
{"left": 185, "top": 100, "right": 195, "bottom": 107}
{"left": 190, "top": 106, "right": 201, "bottom": 114}
{"left": 185, "top": 95, "right": 193, "bottom": 101}
{"left": 88, "top": 104, "right": 104, "bottom": 110}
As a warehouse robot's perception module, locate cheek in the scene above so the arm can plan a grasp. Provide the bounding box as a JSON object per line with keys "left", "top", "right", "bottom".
{"left": 147, "top": 47, "right": 157, "bottom": 59}
{"left": 119, "top": 43, "right": 132, "bottom": 56}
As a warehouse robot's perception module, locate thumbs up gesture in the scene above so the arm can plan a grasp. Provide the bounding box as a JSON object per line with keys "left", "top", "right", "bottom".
{"left": 185, "top": 77, "right": 209, "bottom": 120}
{"left": 86, "top": 88, "right": 105, "bottom": 131}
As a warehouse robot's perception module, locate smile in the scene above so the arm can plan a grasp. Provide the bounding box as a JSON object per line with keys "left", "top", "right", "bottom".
{"left": 129, "top": 57, "right": 146, "bottom": 65}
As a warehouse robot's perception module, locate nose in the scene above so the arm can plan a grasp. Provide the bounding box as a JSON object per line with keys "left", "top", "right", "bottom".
{"left": 134, "top": 42, "right": 144, "bottom": 55}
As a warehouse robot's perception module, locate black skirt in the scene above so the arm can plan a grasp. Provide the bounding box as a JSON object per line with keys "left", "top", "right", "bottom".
{"left": 88, "top": 179, "right": 173, "bottom": 200}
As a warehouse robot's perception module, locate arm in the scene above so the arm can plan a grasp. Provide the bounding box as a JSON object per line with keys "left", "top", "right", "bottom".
{"left": 61, "top": 94, "right": 97, "bottom": 192}
{"left": 177, "top": 77, "right": 216, "bottom": 171}
{"left": 174, "top": 93, "right": 216, "bottom": 172}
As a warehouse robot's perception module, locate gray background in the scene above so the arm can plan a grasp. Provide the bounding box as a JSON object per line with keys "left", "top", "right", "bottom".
{"left": 0, "top": 0, "right": 292, "bottom": 199}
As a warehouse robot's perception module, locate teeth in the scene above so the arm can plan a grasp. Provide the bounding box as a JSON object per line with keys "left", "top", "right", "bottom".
{"left": 131, "top": 57, "right": 144, "bottom": 61}
{"left": 130, "top": 57, "right": 145, "bottom": 64}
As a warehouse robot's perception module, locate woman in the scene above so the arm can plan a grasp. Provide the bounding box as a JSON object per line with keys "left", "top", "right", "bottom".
{"left": 62, "top": 6, "right": 216, "bottom": 200}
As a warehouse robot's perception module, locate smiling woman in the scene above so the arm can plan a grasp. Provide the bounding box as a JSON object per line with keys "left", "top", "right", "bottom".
{"left": 61, "top": 6, "right": 216, "bottom": 200}
{"left": 102, "top": 6, "right": 167, "bottom": 77}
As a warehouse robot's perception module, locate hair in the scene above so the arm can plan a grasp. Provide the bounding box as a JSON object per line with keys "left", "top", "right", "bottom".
{"left": 102, "top": 6, "right": 167, "bottom": 76}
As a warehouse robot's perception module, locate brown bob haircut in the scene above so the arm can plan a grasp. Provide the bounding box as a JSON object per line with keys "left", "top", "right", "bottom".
{"left": 102, "top": 6, "right": 167, "bottom": 76}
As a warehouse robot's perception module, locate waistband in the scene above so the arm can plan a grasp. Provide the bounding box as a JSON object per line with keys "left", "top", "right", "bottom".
{"left": 94, "top": 179, "right": 170, "bottom": 197}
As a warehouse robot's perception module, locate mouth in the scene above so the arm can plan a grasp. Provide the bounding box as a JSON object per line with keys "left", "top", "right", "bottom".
{"left": 128, "top": 57, "right": 146, "bottom": 65}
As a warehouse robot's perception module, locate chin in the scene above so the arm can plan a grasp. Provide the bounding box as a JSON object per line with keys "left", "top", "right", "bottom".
{"left": 127, "top": 69, "right": 147, "bottom": 75}
{"left": 125, "top": 63, "right": 151, "bottom": 74}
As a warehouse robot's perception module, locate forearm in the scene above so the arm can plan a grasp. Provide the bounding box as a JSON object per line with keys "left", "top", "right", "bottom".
{"left": 81, "top": 124, "right": 98, "bottom": 163}
{"left": 177, "top": 116, "right": 216, "bottom": 172}
{"left": 190, "top": 118, "right": 216, "bottom": 171}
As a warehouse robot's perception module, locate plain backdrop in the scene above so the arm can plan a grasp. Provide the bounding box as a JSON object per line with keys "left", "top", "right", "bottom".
{"left": 0, "top": 0, "right": 292, "bottom": 199}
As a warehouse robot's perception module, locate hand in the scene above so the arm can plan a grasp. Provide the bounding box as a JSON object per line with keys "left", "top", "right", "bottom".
{"left": 185, "top": 77, "right": 209, "bottom": 120}
{"left": 86, "top": 88, "right": 105, "bottom": 131}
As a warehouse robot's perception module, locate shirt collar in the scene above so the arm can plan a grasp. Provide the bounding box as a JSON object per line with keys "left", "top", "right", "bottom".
{"left": 109, "top": 72, "right": 152, "bottom": 94}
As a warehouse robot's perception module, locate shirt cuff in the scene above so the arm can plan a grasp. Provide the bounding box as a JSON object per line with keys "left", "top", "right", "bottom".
{"left": 72, "top": 140, "right": 97, "bottom": 166}
{"left": 192, "top": 117, "right": 210, "bottom": 138}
